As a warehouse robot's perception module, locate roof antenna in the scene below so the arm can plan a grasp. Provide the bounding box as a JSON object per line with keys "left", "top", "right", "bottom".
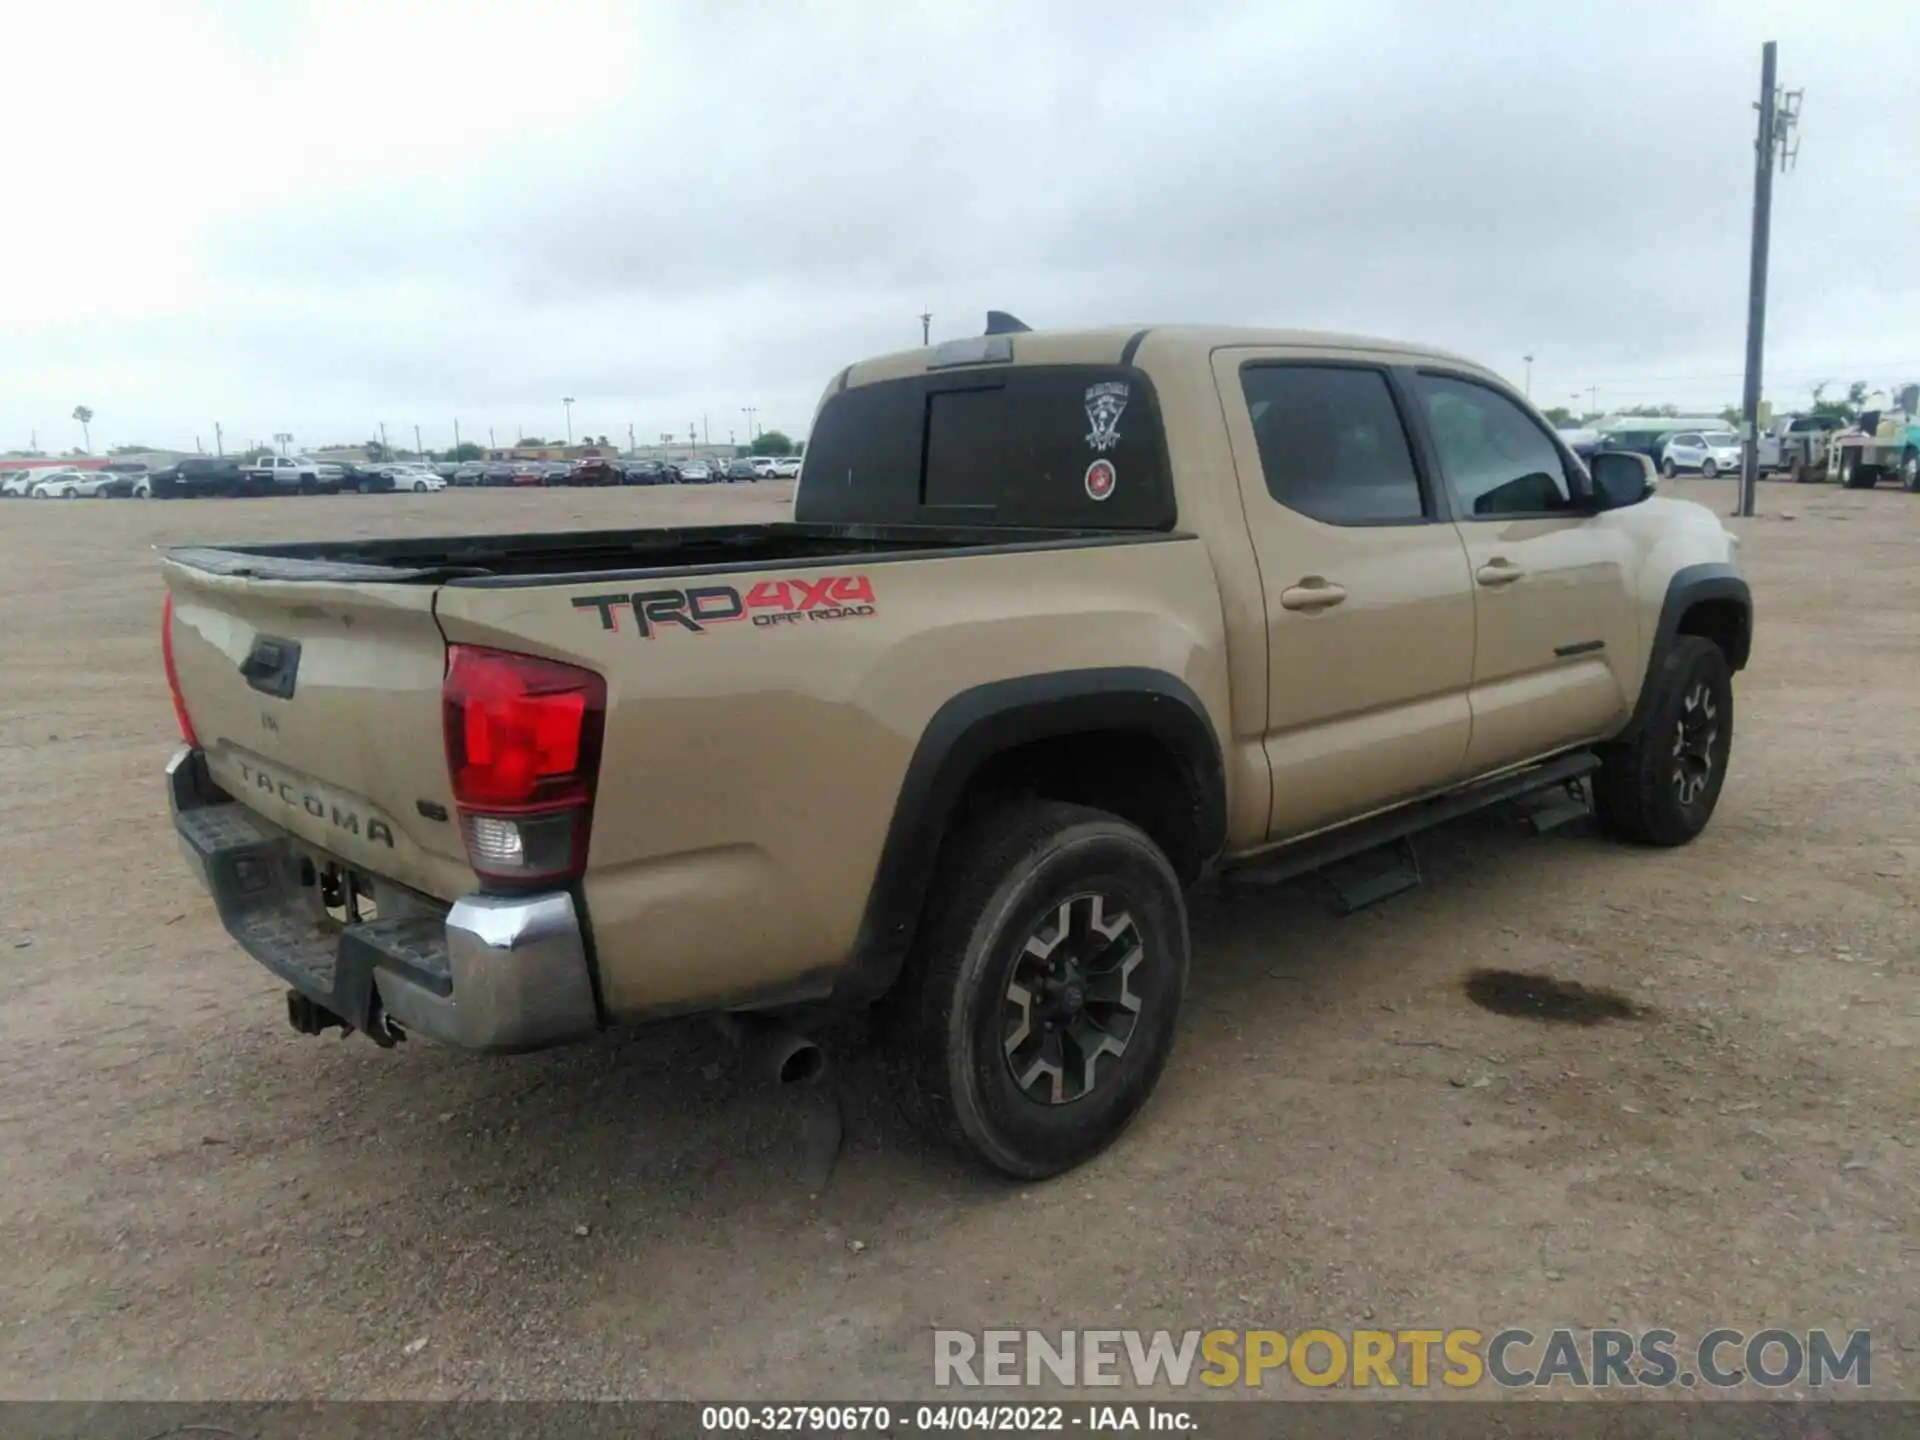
{"left": 984, "top": 310, "right": 1032, "bottom": 336}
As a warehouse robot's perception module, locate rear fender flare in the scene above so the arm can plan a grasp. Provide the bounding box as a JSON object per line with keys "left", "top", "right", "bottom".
{"left": 833, "top": 667, "right": 1225, "bottom": 1003}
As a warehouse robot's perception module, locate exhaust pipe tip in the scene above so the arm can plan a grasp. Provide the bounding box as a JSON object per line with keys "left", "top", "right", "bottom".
{"left": 711, "top": 1012, "right": 826, "bottom": 1088}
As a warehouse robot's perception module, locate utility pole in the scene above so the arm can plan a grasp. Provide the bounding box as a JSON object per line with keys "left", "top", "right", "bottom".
{"left": 627, "top": 422, "right": 635, "bottom": 458}
{"left": 454, "top": 418, "right": 462, "bottom": 454}
{"left": 379, "top": 422, "right": 389, "bottom": 458}
{"left": 488, "top": 426, "right": 496, "bottom": 452}
{"left": 214, "top": 422, "right": 223, "bottom": 456}
{"left": 562, "top": 396, "right": 576, "bottom": 447}
{"left": 414, "top": 424, "right": 424, "bottom": 460}
{"left": 702, "top": 413, "right": 710, "bottom": 447}
{"left": 1523, "top": 355, "right": 1534, "bottom": 399}
{"left": 1737, "top": 41, "right": 1801, "bottom": 520}
{"left": 920, "top": 310, "right": 931, "bottom": 346}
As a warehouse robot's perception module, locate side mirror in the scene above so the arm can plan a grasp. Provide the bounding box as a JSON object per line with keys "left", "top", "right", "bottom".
{"left": 1590, "top": 450, "right": 1656, "bottom": 510}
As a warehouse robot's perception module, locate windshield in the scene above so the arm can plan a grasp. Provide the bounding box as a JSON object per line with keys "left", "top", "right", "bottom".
{"left": 1703, "top": 431, "right": 1738, "bottom": 446}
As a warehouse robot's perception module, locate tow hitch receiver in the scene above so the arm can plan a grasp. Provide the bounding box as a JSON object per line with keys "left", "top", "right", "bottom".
{"left": 286, "top": 990, "right": 350, "bottom": 1037}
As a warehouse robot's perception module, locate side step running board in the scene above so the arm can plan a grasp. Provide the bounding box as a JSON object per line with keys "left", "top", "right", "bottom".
{"left": 1223, "top": 751, "right": 1600, "bottom": 901}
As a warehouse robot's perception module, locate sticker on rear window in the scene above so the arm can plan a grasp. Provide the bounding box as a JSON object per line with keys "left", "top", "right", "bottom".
{"left": 1084, "top": 459, "right": 1116, "bottom": 501}
{"left": 1084, "top": 381, "right": 1129, "bottom": 452}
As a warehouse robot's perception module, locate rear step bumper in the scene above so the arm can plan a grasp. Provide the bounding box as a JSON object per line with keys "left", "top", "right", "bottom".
{"left": 167, "top": 746, "right": 598, "bottom": 1053}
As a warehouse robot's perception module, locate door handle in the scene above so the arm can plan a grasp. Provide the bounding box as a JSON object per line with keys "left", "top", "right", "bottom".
{"left": 1279, "top": 578, "right": 1348, "bottom": 612}
{"left": 1475, "top": 559, "right": 1526, "bottom": 587}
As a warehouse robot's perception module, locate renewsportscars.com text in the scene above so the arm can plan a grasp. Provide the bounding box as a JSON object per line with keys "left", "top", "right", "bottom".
{"left": 933, "top": 1327, "right": 1872, "bottom": 1390}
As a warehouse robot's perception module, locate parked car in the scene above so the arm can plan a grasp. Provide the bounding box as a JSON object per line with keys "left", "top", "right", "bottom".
{"left": 368, "top": 464, "right": 443, "bottom": 492}
{"left": 34, "top": 469, "right": 115, "bottom": 499}
{"left": 510, "top": 463, "right": 548, "bottom": 487}
{"left": 452, "top": 463, "right": 488, "bottom": 486}
{"left": 623, "top": 460, "right": 672, "bottom": 486}
{"left": 568, "top": 458, "right": 628, "bottom": 486}
{"left": 238, "top": 454, "right": 325, "bottom": 494}
{"left": 678, "top": 460, "right": 715, "bottom": 483}
{"left": 5, "top": 467, "right": 78, "bottom": 497}
{"left": 1660, "top": 430, "right": 1742, "bottom": 479}
{"left": 765, "top": 456, "right": 803, "bottom": 479}
{"left": 149, "top": 458, "right": 245, "bottom": 499}
{"left": 723, "top": 459, "right": 760, "bottom": 482}
{"left": 747, "top": 456, "right": 777, "bottom": 477}
{"left": 157, "top": 319, "right": 1750, "bottom": 1180}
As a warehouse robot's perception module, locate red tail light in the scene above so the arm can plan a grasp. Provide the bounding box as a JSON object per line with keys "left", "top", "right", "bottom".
{"left": 161, "top": 592, "right": 199, "bottom": 746}
{"left": 442, "top": 645, "right": 606, "bottom": 886}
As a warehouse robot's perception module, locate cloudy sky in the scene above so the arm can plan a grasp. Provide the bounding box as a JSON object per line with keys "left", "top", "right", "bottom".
{"left": 6, "top": 0, "right": 1917, "bottom": 457}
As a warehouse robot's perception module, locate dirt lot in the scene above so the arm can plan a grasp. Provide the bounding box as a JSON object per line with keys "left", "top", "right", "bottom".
{"left": 0, "top": 476, "right": 1913, "bottom": 1401}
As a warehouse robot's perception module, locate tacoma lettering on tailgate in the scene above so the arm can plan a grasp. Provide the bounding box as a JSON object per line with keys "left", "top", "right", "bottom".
{"left": 572, "top": 573, "right": 877, "bottom": 639}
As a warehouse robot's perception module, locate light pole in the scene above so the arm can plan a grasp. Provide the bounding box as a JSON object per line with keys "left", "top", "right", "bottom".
{"left": 379, "top": 421, "right": 389, "bottom": 458}
{"left": 741, "top": 406, "right": 758, "bottom": 442}
{"left": 1523, "top": 355, "right": 1534, "bottom": 398}
{"left": 920, "top": 311, "right": 931, "bottom": 345}
{"left": 1737, "top": 41, "right": 1801, "bottom": 520}
{"left": 562, "top": 397, "right": 576, "bottom": 447}
{"left": 414, "top": 424, "right": 423, "bottom": 460}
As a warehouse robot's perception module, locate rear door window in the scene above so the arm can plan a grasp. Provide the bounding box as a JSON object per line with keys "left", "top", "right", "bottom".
{"left": 1239, "top": 364, "right": 1428, "bottom": 524}
{"left": 797, "top": 365, "right": 1173, "bottom": 529}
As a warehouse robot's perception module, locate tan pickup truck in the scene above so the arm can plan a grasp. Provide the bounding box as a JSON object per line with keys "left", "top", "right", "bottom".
{"left": 161, "top": 320, "right": 1751, "bottom": 1178}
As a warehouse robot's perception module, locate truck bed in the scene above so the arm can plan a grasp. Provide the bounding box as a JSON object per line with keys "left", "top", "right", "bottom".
{"left": 165, "top": 521, "right": 1176, "bottom": 586}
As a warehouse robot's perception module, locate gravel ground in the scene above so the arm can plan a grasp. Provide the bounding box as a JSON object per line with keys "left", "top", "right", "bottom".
{"left": 0, "top": 475, "right": 1913, "bottom": 1401}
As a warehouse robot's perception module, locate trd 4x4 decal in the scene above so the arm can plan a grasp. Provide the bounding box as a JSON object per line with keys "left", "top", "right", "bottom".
{"left": 572, "top": 573, "right": 877, "bottom": 639}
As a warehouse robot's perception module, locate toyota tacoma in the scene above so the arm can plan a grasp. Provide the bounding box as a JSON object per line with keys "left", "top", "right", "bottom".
{"left": 159, "top": 318, "right": 1751, "bottom": 1178}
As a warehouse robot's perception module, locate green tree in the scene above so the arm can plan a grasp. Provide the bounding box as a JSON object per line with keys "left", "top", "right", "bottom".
{"left": 516, "top": 436, "right": 547, "bottom": 447}
{"left": 1810, "top": 381, "right": 1869, "bottom": 423}
{"left": 1719, "top": 406, "right": 1743, "bottom": 426}
{"left": 444, "top": 442, "right": 484, "bottom": 462}
{"left": 747, "top": 429, "right": 795, "bottom": 457}
{"left": 111, "top": 442, "right": 157, "bottom": 454}
{"left": 794, "top": 440, "right": 804, "bottom": 457}
{"left": 71, "top": 405, "right": 94, "bottom": 452}
{"left": 1540, "top": 406, "right": 1575, "bottom": 427}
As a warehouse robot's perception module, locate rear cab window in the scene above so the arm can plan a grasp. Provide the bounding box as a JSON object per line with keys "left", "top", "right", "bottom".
{"left": 795, "top": 365, "right": 1174, "bottom": 529}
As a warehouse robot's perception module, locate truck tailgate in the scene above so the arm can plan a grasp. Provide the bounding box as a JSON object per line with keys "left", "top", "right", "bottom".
{"left": 161, "top": 558, "right": 474, "bottom": 901}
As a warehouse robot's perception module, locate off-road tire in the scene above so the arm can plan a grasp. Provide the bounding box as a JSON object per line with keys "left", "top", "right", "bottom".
{"left": 883, "top": 801, "right": 1189, "bottom": 1180}
{"left": 1593, "top": 636, "right": 1733, "bottom": 847}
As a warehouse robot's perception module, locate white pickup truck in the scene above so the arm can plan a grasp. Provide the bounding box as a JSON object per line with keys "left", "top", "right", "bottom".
{"left": 239, "top": 454, "right": 325, "bottom": 494}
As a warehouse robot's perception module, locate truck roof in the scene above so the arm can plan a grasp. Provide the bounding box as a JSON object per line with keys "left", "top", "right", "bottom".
{"left": 840, "top": 324, "right": 1486, "bottom": 392}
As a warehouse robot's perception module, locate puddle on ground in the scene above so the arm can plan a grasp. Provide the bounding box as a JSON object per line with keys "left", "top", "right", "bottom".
{"left": 1464, "top": 968, "right": 1645, "bottom": 1026}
